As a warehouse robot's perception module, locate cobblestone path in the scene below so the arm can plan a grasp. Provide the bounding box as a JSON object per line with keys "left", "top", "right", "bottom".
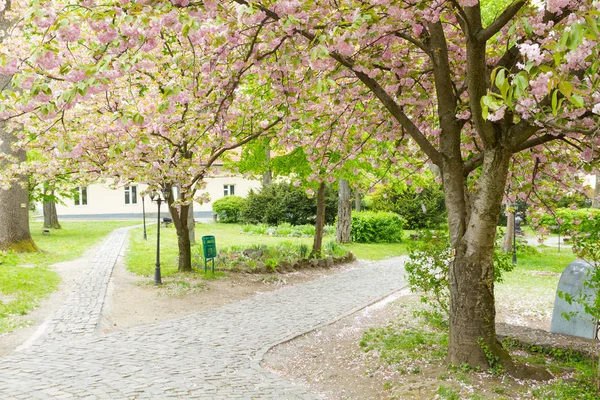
{"left": 19, "top": 228, "right": 131, "bottom": 350}
{"left": 0, "top": 228, "right": 407, "bottom": 399}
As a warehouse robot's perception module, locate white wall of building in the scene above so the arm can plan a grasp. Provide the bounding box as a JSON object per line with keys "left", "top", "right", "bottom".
{"left": 50, "top": 174, "right": 261, "bottom": 219}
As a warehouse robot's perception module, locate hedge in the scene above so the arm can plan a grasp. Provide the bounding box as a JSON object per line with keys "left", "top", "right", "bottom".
{"left": 212, "top": 196, "right": 246, "bottom": 223}
{"left": 351, "top": 211, "right": 405, "bottom": 243}
{"left": 241, "top": 183, "right": 338, "bottom": 225}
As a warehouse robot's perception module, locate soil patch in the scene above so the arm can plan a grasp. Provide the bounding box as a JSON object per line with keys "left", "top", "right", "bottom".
{"left": 100, "top": 248, "right": 357, "bottom": 333}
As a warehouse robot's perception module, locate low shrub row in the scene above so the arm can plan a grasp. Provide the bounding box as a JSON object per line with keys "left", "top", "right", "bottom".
{"left": 350, "top": 211, "right": 405, "bottom": 243}
{"left": 192, "top": 241, "right": 353, "bottom": 273}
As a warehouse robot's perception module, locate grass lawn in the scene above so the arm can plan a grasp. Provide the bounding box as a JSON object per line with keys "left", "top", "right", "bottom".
{"left": 0, "top": 220, "right": 138, "bottom": 334}
{"left": 126, "top": 222, "right": 416, "bottom": 277}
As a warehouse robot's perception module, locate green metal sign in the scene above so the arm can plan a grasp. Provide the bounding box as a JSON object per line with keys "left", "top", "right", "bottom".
{"left": 201, "top": 235, "right": 217, "bottom": 273}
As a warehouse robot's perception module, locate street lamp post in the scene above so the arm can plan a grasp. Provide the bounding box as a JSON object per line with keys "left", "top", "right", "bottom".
{"left": 142, "top": 195, "right": 147, "bottom": 240}
{"left": 150, "top": 188, "right": 170, "bottom": 285}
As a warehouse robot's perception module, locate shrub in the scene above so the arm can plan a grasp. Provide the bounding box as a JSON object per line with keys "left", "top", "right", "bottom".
{"left": 240, "top": 182, "right": 338, "bottom": 225}
{"left": 369, "top": 179, "right": 446, "bottom": 229}
{"left": 351, "top": 211, "right": 404, "bottom": 243}
{"left": 534, "top": 208, "right": 600, "bottom": 234}
{"left": 405, "top": 231, "right": 515, "bottom": 319}
{"left": 212, "top": 196, "right": 246, "bottom": 223}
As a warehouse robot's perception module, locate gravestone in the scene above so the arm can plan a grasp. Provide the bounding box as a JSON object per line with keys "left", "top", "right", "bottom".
{"left": 550, "top": 260, "right": 598, "bottom": 339}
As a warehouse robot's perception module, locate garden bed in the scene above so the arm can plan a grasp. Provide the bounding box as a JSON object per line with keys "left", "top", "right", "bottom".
{"left": 193, "top": 241, "right": 354, "bottom": 273}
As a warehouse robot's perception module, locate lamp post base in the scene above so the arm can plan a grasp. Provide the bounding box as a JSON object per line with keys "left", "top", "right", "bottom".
{"left": 154, "top": 264, "right": 162, "bottom": 285}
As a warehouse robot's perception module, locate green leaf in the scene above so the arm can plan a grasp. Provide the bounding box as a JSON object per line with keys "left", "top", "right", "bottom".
{"left": 570, "top": 94, "right": 584, "bottom": 108}
{"left": 558, "top": 81, "right": 573, "bottom": 99}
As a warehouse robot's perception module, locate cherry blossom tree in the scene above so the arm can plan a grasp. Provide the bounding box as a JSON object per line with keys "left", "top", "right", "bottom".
{"left": 220, "top": 0, "right": 600, "bottom": 376}
{"left": 0, "top": 1, "right": 287, "bottom": 271}
{"left": 0, "top": 0, "right": 36, "bottom": 252}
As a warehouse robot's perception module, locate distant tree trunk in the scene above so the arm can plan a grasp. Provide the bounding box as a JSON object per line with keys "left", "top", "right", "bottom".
{"left": 593, "top": 174, "right": 600, "bottom": 208}
{"left": 311, "top": 182, "right": 326, "bottom": 258}
{"left": 336, "top": 178, "right": 352, "bottom": 243}
{"left": 188, "top": 200, "right": 195, "bottom": 244}
{"left": 43, "top": 191, "right": 61, "bottom": 229}
{"left": 502, "top": 211, "right": 514, "bottom": 253}
{"left": 167, "top": 188, "right": 192, "bottom": 272}
{"left": 354, "top": 189, "right": 361, "bottom": 211}
{"left": 0, "top": 4, "right": 37, "bottom": 252}
{"left": 262, "top": 140, "right": 272, "bottom": 186}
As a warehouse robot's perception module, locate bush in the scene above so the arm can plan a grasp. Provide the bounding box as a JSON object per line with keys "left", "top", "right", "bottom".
{"left": 369, "top": 180, "right": 446, "bottom": 229}
{"left": 535, "top": 208, "right": 600, "bottom": 234}
{"left": 351, "top": 211, "right": 404, "bottom": 243}
{"left": 405, "top": 231, "right": 514, "bottom": 319}
{"left": 241, "top": 182, "right": 338, "bottom": 225}
{"left": 212, "top": 196, "right": 246, "bottom": 223}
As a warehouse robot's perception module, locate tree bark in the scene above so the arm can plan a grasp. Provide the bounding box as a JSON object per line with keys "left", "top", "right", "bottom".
{"left": 43, "top": 193, "right": 61, "bottom": 230}
{"left": 443, "top": 149, "right": 517, "bottom": 371}
{"left": 354, "top": 189, "right": 361, "bottom": 211}
{"left": 167, "top": 190, "right": 193, "bottom": 272}
{"left": 502, "top": 211, "right": 514, "bottom": 253}
{"left": 336, "top": 178, "right": 352, "bottom": 243}
{"left": 593, "top": 174, "right": 600, "bottom": 208}
{"left": 311, "top": 182, "right": 326, "bottom": 258}
{"left": 187, "top": 200, "right": 195, "bottom": 244}
{"left": 0, "top": 2, "right": 37, "bottom": 252}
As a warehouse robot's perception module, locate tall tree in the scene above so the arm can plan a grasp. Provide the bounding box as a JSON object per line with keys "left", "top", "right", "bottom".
{"left": 226, "top": 0, "right": 600, "bottom": 376}
{"left": 336, "top": 178, "right": 352, "bottom": 243}
{"left": 0, "top": 1, "right": 36, "bottom": 252}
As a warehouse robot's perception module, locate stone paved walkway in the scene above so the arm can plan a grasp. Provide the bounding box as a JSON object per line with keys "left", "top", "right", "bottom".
{"left": 17, "top": 228, "right": 131, "bottom": 350}
{"left": 0, "top": 228, "right": 407, "bottom": 399}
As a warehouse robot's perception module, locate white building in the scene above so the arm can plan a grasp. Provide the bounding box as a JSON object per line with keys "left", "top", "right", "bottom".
{"left": 51, "top": 172, "right": 261, "bottom": 220}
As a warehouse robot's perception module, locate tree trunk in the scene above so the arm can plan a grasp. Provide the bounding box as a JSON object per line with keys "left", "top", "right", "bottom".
{"left": 0, "top": 3, "right": 37, "bottom": 252}
{"left": 593, "top": 174, "right": 599, "bottom": 208}
{"left": 442, "top": 149, "right": 548, "bottom": 379}
{"left": 167, "top": 191, "right": 192, "bottom": 272}
{"left": 444, "top": 149, "right": 512, "bottom": 369}
{"left": 262, "top": 140, "right": 272, "bottom": 187}
{"left": 502, "top": 211, "right": 514, "bottom": 253}
{"left": 354, "top": 189, "right": 361, "bottom": 211}
{"left": 43, "top": 197, "right": 61, "bottom": 229}
{"left": 336, "top": 178, "right": 352, "bottom": 243}
{"left": 187, "top": 200, "right": 195, "bottom": 244}
{"left": 311, "top": 182, "right": 326, "bottom": 258}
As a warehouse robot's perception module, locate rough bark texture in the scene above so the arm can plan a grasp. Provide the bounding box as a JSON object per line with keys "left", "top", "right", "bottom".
{"left": 0, "top": 2, "right": 37, "bottom": 252}
{"left": 593, "top": 174, "right": 599, "bottom": 208}
{"left": 187, "top": 200, "right": 195, "bottom": 244}
{"left": 336, "top": 178, "right": 352, "bottom": 243}
{"left": 168, "top": 191, "right": 192, "bottom": 272}
{"left": 311, "top": 182, "right": 326, "bottom": 258}
{"left": 354, "top": 189, "right": 361, "bottom": 212}
{"left": 444, "top": 150, "right": 510, "bottom": 369}
{"left": 43, "top": 197, "right": 61, "bottom": 230}
{"left": 502, "top": 211, "right": 514, "bottom": 253}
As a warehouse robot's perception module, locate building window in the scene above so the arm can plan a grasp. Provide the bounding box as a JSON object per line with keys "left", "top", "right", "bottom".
{"left": 223, "top": 184, "right": 235, "bottom": 196}
{"left": 125, "top": 185, "right": 138, "bottom": 205}
{"left": 74, "top": 187, "right": 87, "bottom": 206}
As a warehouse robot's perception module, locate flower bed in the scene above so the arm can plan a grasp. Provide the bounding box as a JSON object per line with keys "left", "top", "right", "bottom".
{"left": 193, "top": 240, "right": 354, "bottom": 273}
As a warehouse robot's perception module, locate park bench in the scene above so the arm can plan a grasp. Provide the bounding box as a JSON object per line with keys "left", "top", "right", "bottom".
{"left": 162, "top": 217, "right": 173, "bottom": 227}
